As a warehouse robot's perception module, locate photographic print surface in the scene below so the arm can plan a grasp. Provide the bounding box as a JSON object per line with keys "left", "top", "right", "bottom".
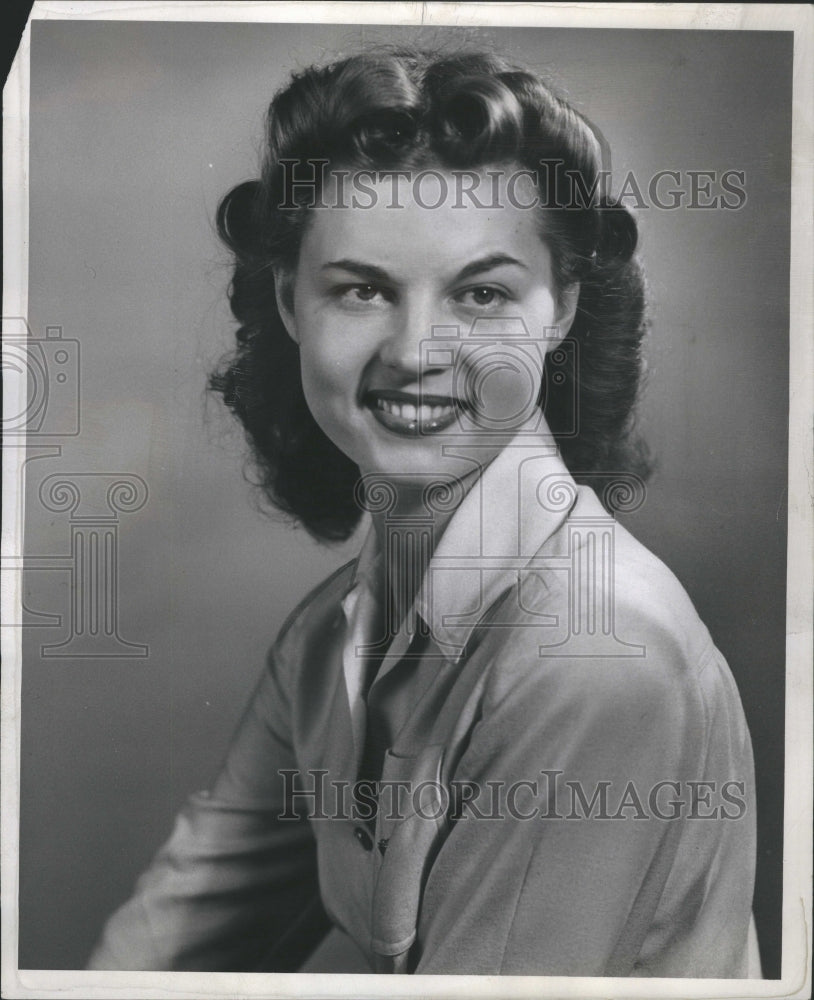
{"left": 3, "top": 4, "right": 811, "bottom": 998}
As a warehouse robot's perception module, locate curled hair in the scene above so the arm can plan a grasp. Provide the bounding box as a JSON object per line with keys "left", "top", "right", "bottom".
{"left": 210, "top": 47, "right": 650, "bottom": 541}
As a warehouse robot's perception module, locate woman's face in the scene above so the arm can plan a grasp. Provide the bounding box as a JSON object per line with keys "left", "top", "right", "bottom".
{"left": 275, "top": 168, "right": 578, "bottom": 482}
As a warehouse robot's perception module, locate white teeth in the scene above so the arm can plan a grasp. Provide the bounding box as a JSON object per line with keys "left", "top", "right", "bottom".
{"left": 374, "top": 398, "right": 456, "bottom": 423}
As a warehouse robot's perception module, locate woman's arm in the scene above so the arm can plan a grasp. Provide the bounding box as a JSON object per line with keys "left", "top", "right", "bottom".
{"left": 413, "top": 635, "right": 756, "bottom": 976}
{"left": 87, "top": 638, "right": 326, "bottom": 971}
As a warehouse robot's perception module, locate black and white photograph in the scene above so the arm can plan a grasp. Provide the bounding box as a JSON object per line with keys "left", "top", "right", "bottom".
{"left": 2, "top": 2, "right": 812, "bottom": 998}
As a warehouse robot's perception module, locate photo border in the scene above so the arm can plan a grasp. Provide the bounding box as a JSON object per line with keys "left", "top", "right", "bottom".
{"left": 2, "top": 3, "right": 811, "bottom": 998}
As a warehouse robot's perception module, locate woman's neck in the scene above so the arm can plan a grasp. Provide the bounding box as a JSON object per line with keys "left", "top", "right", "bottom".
{"left": 366, "top": 466, "right": 481, "bottom": 637}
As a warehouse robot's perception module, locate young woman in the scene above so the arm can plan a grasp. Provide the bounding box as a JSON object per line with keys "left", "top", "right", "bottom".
{"left": 88, "top": 47, "right": 759, "bottom": 977}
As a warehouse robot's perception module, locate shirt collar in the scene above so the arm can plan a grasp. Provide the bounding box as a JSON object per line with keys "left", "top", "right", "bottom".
{"left": 346, "top": 518, "right": 381, "bottom": 594}
{"left": 343, "top": 430, "right": 583, "bottom": 663}
{"left": 415, "top": 434, "right": 578, "bottom": 658}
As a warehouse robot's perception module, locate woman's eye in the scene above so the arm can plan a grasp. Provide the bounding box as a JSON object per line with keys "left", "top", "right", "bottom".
{"left": 335, "top": 283, "right": 389, "bottom": 306}
{"left": 471, "top": 287, "right": 498, "bottom": 305}
{"left": 457, "top": 286, "right": 509, "bottom": 310}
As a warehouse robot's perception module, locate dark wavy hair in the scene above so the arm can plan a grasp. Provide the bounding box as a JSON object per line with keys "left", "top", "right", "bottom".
{"left": 210, "top": 47, "right": 650, "bottom": 541}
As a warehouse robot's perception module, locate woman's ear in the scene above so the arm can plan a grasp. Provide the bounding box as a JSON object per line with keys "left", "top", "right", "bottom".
{"left": 549, "top": 282, "right": 580, "bottom": 347}
{"left": 273, "top": 268, "right": 299, "bottom": 344}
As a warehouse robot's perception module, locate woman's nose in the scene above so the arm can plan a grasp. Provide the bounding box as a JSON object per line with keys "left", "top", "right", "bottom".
{"left": 377, "top": 298, "right": 447, "bottom": 375}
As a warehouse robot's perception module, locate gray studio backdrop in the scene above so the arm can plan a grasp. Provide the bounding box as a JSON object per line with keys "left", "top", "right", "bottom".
{"left": 19, "top": 21, "right": 789, "bottom": 975}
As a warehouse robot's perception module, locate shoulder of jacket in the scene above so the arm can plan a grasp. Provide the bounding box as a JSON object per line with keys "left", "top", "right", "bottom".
{"left": 611, "top": 521, "right": 715, "bottom": 664}
{"left": 481, "top": 522, "right": 722, "bottom": 716}
{"left": 272, "top": 558, "right": 356, "bottom": 654}
{"left": 541, "top": 512, "right": 714, "bottom": 669}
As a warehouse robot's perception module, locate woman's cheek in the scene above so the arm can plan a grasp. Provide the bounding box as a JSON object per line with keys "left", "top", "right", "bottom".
{"left": 304, "top": 337, "right": 357, "bottom": 400}
{"left": 299, "top": 344, "right": 362, "bottom": 450}
{"left": 518, "top": 296, "right": 559, "bottom": 340}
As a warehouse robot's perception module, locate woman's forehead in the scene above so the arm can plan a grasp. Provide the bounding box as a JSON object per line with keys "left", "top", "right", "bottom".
{"left": 300, "top": 167, "right": 549, "bottom": 272}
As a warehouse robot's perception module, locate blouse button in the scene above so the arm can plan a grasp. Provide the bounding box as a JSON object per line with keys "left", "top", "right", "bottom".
{"left": 353, "top": 826, "right": 373, "bottom": 851}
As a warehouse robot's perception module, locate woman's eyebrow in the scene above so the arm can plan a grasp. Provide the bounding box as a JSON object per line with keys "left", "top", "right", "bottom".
{"left": 321, "top": 254, "right": 529, "bottom": 285}
{"left": 454, "top": 254, "right": 529, "bottom": 282}
{"left": 322, "top": 259, "right": 392, "bottom": 284}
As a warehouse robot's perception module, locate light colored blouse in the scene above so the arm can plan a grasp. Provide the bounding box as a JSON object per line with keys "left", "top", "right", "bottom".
{"left": 88, "top": 436, "right": 759, "bottom": 976}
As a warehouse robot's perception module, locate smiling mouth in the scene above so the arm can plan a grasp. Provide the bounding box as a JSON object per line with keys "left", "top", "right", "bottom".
{"left": 364, "top": 390, "right": 465, "bottom": 435}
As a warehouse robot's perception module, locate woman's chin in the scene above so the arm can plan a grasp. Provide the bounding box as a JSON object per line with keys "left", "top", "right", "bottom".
{"left": 356, "top": 440, "right": 491, "bottom": 486}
